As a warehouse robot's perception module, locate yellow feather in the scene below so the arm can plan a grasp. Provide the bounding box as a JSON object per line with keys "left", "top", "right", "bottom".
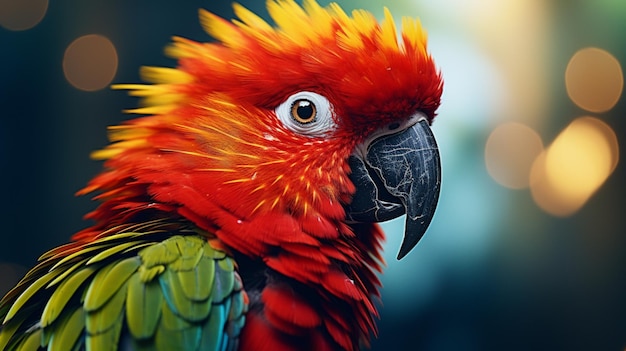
{"left": 111, "top": 84, "right": 164, "bottom": 95}
{"left": 90, "top": 148, "right": 122, "bottom": 160}
{"left": 232, "top": 3, "right": 273, "bottom": 32}
{"left": 271, "top": 197, "right": 281, "bottom": 210}
{"left": 109, "top": 0, "right": 433, "bottom": 122}
{"left": 250, "top": 184, "right": 266, "bottom": 194}
{"left": 165, "top": 37, "right": 201, "bottom": 59}
{"left": 196, "top": 168, "right": 237, "bottom": 173}
{"left": 91, "top": 140, "right": 148, "bottom": 160}
{"left": 123, "top": 105, "right": 176, "bottom": 115}
{"left": 222, "top": 178, "right": 252, "bottom": 184}
{"left": 141, "top": 93, "right": 184, "bottom": 106}
{"left": 329, "top": 3, "right": 363, "bottom": 50}
{"left": 272, "top": 174, "right": 284, "bottom": 185}
{"left": 252, "top": 199, "right": 267, "bottom": 214}
{"left": 267, "top": 0, "right": 312, "bottom": 43}
{"left": 380, "top": 7, "right": 399, "bottom": 51}
{"left": 140, "top": 66, "right": 193, "bottom": 84}
{"left": 302, "top": 0, "right": 333, "bottom": 38}
{"left": 328, "top": 2, "right": 351, "bottom": 25}
{"left": 199, "top": 9, "right": 246, "bottom": 48}
{"left": 351, "top": 9, "right": 377, "bottom": 34}
{"left": 401, "top": 16, "right": 428, "bottom": 54}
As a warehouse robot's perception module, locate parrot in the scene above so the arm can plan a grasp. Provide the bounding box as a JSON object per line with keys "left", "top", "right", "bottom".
{"left": 0, "top": 0, "right": 443, "bottom": 350}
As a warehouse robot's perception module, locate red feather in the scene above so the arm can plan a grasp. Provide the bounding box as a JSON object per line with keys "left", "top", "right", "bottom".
{"left": 262, "top": 285, "right": 322, "bottom": 329}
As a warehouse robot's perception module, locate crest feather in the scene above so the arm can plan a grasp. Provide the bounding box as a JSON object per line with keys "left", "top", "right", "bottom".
{"left": 105, "top": 0, "right": 440, "bottom": 161}
{"left": 197, "top": 0, "right": 431, "bottom": 55}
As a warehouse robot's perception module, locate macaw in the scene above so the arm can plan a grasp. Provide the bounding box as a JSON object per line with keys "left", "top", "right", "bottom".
{"left": 0, "top": 0, "right": 442, "bottom": 350}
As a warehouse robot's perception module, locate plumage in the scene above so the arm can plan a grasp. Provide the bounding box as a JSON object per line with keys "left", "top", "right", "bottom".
{"left": 0, "top": 1, "right": 443, "bottom": 350}
{"left": 0, "top": 222, "right": 246, "bottom": 351}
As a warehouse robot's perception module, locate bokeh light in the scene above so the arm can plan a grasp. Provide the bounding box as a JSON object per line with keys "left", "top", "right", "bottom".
{"left": 530, "top": 117, "right": 619, "bottom": 216}
{"left": 485, "top": 122, "right": 544, "bottom": 189}
{"left": 565, "top": 47, "right": 623, "bottom": 113}
{"left": 0, "top": 0, "right": 48, "bottom": 31}
{"left": 63, "top": 34, "right": 118, "bottom": 92}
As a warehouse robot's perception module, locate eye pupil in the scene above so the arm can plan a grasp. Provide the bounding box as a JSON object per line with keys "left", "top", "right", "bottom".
{"left": 291, "top": 99, "right": 316, "bottom": 123}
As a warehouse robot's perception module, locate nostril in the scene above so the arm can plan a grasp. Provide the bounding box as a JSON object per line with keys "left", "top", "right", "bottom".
{"left": 388, "top": 122, "right": 400, "bottom": 130}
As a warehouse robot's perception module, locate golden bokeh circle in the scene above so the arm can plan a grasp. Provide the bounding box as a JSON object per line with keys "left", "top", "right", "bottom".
{"left": 530, "top": 116, "right": 619, "bottom": 216}
{"left": 63, "top": 34, "right": 118, "bottom": 92}
{"left": 0, "top": 0, "right": 48, "bottom": 31}
{"left": 485, "top": 122, "right": 544, "bottom": 189}
{"left": 565, "top": 47, "right": 623, "bottom": 113}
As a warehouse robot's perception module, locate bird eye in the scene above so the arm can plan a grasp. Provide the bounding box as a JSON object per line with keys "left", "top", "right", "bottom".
{"left": 276, "top": 91, "right": 336, "bottom": 137}
{"left": 291, "top": 99, "right": 317, "bottom": 124}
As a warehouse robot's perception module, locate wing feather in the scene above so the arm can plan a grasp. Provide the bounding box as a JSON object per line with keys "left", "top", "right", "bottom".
{"left": 41, "top": 267, "right": 96, "bottom": 326}
{"left": 125, "top": 275, "right": 162, "bottom": 339}
{"left": 84, "top": 258, "right": 141, "bottom": 312}
{"left": 0, "top": 220, "right": 247, "bottom": 351}
{"left": 48, "top": 308, "right": 85, "bottom": 351}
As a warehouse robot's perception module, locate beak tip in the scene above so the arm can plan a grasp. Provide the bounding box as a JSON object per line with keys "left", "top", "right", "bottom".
{"left": 396, "top": 250, "right": 409, "bottom": 260}
{"left": 396, "top": 226, "right": 426, "bottom": 260}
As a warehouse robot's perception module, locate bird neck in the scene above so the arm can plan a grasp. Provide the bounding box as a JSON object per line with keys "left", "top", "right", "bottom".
{"left": 234, "top": 222, "right": 385, "bottom": 351}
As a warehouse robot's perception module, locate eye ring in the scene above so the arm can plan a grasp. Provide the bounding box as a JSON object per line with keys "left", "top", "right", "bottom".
{"left": 290, "top": 99, "right": 317, "bottom": 124}
{"left": 275, "top": 91, "right": 336, "bottom": 137}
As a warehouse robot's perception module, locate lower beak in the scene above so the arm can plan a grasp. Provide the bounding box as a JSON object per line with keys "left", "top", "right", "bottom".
{"left": 346, "top": 115, "right": 441, "bottom": 260}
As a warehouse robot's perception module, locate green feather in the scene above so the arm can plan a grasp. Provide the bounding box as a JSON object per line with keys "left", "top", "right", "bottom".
{"left": 124, "top": 242, "right": 154, "bottom": 254}
{"left": 16, "top": 329, "right": 42, "bottom": 351}
{"left": 86, "top": 280, "right": 129, "bottom": 334}
{"left": 0, "top": 312, "right": 25, "bottom": 350}
{"left": 203, "top": 243, "right": 226, "bottom": 260}
{"left": 46, "top": 258, "right": 90, "bottom": 288}
{"left": 227, "top": 292, "right": 245, "bottom": 324}
{"left": 226, "top": 297, "right": 246, "bottom": 341}
{"left": 48, "top": 307, "right": 86, "bottom": 351}
{"left": 212, "top": 260, "right": 235, "bottom": 303}
{"left": 217, "top": 257, "right": 234, "bottom": 272}
{"left": 80, "top": 262, "right": 115, "bottom": 312}
{"left": 177, "top": 257, "right": 214, "bottom": 301}
{"left": 84, "top": 257, "right": 139, "bottom": 312}
{"left": 156, "top": 302, "right": 202, "bottom": 351}
{"left": 138, "top": 265, "right": 165, "bottom": 282}
{"left": 85, "top": 310, "right": 124, "bottom": 351}
{"left": 50, "top": 245, "right": 104, "bottom": 271}
{"left": 1, "top": 221, "right": 245, "bottom": 351}
{"left": 3, "top": 268, "right": 63, "bottom": 323}
{"left": 159, "top": 267, "right": 212, "bottom": 322}
{"left": 168, "top": 236, "right": 205, "bottom": 271}
{"left": 228, "top": 274, "right": 245, "bottom": 321}
{"left": 126, "top": 273, "right": 163, "bottom": 339}
{"left": 139, "top": 236, "right": 182, "bottom": 268}
{"left": 86, "top": 241, "right": 142, "bottom": 265}
{"left": 160, "top": 298, "right": 191, "bottom": 331}
{"left": 155, "top": 323, "right": 202, "bottom": 351}
{"left": 199, "top": 299, "right": 227, "bottom": 351}
{"left": 41, "top": 267, "right": 96, "bottom": 327}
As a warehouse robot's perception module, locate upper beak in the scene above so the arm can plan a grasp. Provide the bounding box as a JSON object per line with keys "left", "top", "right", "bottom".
{"left": 345, "top": 113, "right": 441, "bottom": 260}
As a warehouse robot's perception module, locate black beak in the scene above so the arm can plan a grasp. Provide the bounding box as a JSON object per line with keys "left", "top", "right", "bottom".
{"left": 346, "top": 114, "right": 441, "bottom": 260}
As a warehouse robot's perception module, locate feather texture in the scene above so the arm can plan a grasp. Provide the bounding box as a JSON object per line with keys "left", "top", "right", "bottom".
{"left": 0, "top": 220, "right": 247, "bottom": 351}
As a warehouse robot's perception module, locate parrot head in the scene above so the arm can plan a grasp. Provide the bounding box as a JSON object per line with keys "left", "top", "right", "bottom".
{"left": 78, "top": 0, "right": 442, "bottom": 348}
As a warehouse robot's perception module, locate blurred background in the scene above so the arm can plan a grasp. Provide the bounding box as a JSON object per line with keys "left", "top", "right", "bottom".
{"left": 0, "top": 0, "right": 624, "bottom": 350}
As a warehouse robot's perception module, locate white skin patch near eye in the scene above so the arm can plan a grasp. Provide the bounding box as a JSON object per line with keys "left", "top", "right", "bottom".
{"left": 275, "top": 91, "right": 337, "bottom": 137}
